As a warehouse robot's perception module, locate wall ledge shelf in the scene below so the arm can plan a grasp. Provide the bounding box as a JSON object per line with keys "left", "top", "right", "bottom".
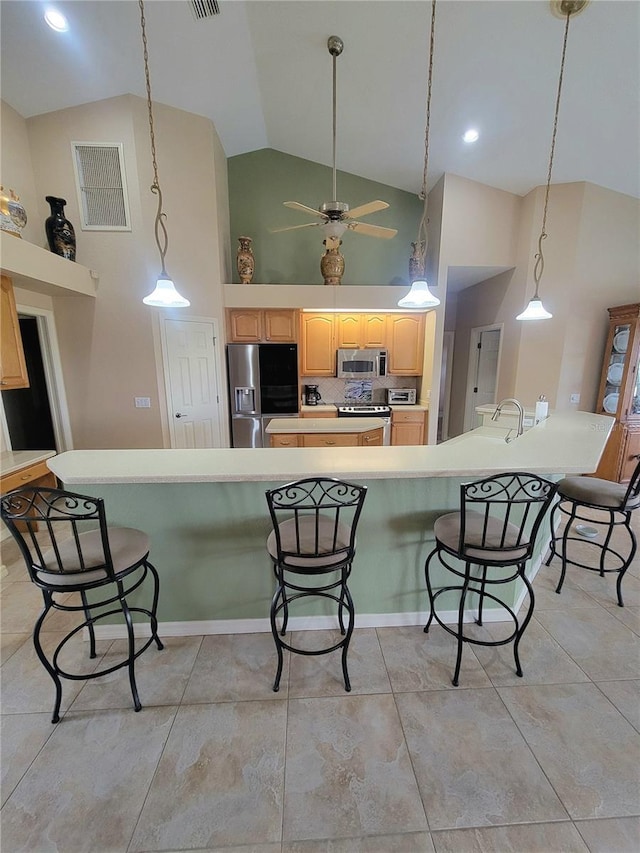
{"left": 1, "top": 232, "right": 97, "bottom": 298}
{"left": 223, "top": 284, "right": 428, "bottom": 311}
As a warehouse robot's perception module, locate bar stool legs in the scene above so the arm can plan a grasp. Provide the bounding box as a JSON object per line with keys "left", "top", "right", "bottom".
{"left": 546, "top": 499, "right": 637, "bottom": 607}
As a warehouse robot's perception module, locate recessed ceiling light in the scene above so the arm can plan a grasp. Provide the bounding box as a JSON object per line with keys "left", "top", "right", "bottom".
{"left": 463, "top": 128, "right": 479, "bottom": 144}
{"left": 44, "top": 8, "right": 69, "bottom": 32}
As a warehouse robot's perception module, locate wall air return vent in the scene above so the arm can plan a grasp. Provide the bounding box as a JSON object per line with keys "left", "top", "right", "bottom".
{"left": 189, "top": 0, "right": 220, "bottom": 21}
{"left": 71, "top": 142, "right": 131, "bottom": 231}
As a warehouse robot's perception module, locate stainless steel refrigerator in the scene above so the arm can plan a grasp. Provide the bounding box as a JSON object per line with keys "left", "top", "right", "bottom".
{"left": 227, "top": 343, "right": 299, "bottom": 447}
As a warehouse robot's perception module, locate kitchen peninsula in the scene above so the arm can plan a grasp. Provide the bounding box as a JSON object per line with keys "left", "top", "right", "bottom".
{"left": 47, "top": 411, "right": 613, "bottom": 636}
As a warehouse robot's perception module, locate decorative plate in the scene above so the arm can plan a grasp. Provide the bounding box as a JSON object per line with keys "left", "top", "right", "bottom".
{"left": 613, "top": 330, "right": 629, "bottom": 353}
{"left": 607, "top": 362, "right": 624, "bottom": 386}
{"left": 603, "top": 393, "right": 619, "bottom": 414}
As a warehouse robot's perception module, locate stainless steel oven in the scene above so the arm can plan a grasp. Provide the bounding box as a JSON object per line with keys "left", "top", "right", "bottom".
{"left": 337, "top": 405, "right": 392, "bottom": 445}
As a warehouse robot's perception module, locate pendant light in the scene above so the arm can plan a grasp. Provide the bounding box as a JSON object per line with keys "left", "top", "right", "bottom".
{"left": 517, "top": 0, "right": 587, "bottom": 321}
{"left": 398, "top": 0, "right": 440, "bottom": 310}
{"left": 138, "top": 0, "right": 189, "bottom": 308}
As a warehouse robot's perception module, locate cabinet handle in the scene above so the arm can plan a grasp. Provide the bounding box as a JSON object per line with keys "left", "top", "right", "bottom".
{"left": 0, "top": 381, "right": 6, "bottom": 386}
{"left": 280, "top": 441, "right": 292, "bottom": 446}
{"left": 325, "top": 440, "right": 336, "bottom": 446}
{"left": 21, "top": 474, "right": 30, "bottom": 480}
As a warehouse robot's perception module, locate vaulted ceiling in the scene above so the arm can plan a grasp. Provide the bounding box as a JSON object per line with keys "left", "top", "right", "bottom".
{"left": 1, "top": 0, "right": 638, "bottom": 201}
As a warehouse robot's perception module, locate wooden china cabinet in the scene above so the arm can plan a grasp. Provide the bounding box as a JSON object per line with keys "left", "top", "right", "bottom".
{"left": 593, "top": 303, "right": 640, "bottom": 483}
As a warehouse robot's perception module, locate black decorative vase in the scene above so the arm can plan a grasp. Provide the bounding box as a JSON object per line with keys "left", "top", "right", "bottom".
{"left": 45, "top": 196, "right": 76, "bottom": 261}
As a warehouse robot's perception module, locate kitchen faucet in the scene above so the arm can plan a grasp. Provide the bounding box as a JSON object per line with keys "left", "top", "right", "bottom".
{"left": 491, "top": 398, "right": 525, "bottom": 443}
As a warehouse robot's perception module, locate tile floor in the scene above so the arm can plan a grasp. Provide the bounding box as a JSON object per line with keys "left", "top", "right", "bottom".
{"left": 1, "top": 513, "right": 639, "bottom": 852}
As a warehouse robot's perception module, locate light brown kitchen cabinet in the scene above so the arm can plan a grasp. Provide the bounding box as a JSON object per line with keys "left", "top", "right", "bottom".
{"left": 592, "top": 302, "right": 640, "bottom": 483}
{"left": 336, "top": 314, "right": 363, "bottom": 348}
{"left": 1, "top": 274, "right": 29, "bottom": 390}
{"left": 391, "top": 408, "right": 427, "bottom": 445}
{"left": 301, "top": 410, "right": 337, "bottom": 418}
{"left": 0, "top": 458, "right": 57, "bottom": 494}
{"left": 270, "top": 427, "right": 383, "bottom": 448}
{"left": 362, "top": 314, "right": 387, "bottom": 348}
{"left": 336, "top": 313, "right": 388, "bottom": 349}
{"left": 387, "top": 314, "right": 426, "bottom": 376}
{"left": 300, "top": 313, "right": 336, "bottom": 375}
{"left": 227, "top": 309, "right": 297, "bottom": 343}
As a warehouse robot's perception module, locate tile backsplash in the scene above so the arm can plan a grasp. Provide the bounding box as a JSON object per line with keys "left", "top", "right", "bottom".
{"left": 301, "top": 376, "right": 418, "bottom": 406}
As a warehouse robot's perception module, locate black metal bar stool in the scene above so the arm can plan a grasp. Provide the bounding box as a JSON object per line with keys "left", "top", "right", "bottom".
{"left": 424, "top": 472, "right": 557, "bottom": 686}
{"left": 0, "top": 486, "right": 164, "bottom": 722}
{"left": 545, "top": 459, "right": 640, "bottom": 607}
{"left": 265, "top": 477, "right": 367, "bottom": 692}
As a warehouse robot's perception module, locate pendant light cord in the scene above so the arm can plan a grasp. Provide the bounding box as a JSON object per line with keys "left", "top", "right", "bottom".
{"left": 139, "top": 0, "right": 169, "bottom": 277}
{"left": 415, "top": 0, "right": 437, "bottom": 269}
{"left": 533, "top": 7, "right": 572, "bottom": 295}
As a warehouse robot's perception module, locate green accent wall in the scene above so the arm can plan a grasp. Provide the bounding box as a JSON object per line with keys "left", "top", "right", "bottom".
{"left": 228, "top": 149, "right": 423, "bottom": 286}
{"left": 81, "top": 476, "right": 547, "bottom": 626}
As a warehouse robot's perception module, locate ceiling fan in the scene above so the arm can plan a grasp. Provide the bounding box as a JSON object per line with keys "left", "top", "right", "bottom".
{"left": 271, "top": 35, "right": 398, "bottom": 243}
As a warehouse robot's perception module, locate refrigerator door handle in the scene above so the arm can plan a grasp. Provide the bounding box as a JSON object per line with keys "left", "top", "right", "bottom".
{"left": 235, "top": 386, "right": 256, "bottom": 414}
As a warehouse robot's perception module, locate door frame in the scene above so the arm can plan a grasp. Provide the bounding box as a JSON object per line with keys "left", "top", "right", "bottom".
{"left": 157, "top": 314, "right": 227, "bottom": 449}
{"left": 439, "top": 330, "right": 455, "bottom": 442}
{"left": 463, "top": 323, "right": 503, "bottom": 432}
{"left": 3, "top": 303, "right": 74, "bottom": 452}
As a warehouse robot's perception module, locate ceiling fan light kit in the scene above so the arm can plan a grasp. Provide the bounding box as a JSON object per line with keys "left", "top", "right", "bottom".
{"left": 517, "top": 0, "right": 588, "bottom": 322}
{"left": 271, "top": 34, "right": 398, "bottom": 284}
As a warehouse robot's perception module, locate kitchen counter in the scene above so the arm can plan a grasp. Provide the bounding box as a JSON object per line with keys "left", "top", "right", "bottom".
{"left": 45, "top": 411, "right": 613, "bottom": 634}
{"left": 300, "top": 404, "right": 337, "bottom": 414}
{"left": 48, "top": 411, "right": 614, "bottom": 485}
{"left": 266, "top": 417, "right": 385, "bottom": 434}
{"left": 1, "top": 450, "right": 57, "bottom": 477}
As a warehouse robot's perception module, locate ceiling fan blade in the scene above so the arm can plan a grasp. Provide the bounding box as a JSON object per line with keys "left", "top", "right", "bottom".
{"left": 343, "top": 200, "right": 390, "bottom": 220}
{"left": 348, "top": 221, "right": 398, "bottom": 240}
{"left": 270, "top": 222, "right": 321, "bottom": 234}
{"left": 283, "top": 201, "right": 324, "bottom": 218}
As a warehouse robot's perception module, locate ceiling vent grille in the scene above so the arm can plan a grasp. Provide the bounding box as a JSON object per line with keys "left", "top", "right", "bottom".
{"left": 71, "top": 142, "right": 131, "bottom": 231}
{"left": 189, "top": 0, "right": 220, "bottom": 21}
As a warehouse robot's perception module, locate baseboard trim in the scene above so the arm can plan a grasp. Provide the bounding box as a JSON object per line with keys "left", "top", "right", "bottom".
{"left": 91, "top": 605, "right": 515, "bottom": 641}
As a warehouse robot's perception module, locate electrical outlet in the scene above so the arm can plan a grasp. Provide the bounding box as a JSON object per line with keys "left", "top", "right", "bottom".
{"left": 570, "top": 393, "right": 580, "bottom": 404}
{"left": 135, "top": 397, "right": 151, "bottom": 408}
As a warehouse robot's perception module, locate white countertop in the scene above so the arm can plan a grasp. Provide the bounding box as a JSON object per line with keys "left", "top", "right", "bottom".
{"left": 300, "top": 404, "right": 337, "bottom": 413}
{"left": 47, "top": 411, "right": 614, "bottom": 485}
{"left": 266, "top": 417, "right": 386, "bottom": 434}
{"left": 1, "top": 450, "right": 57, "bottom": 477}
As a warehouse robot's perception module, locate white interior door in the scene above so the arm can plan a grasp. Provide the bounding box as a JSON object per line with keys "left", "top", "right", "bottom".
{"left": 464, "top": 326, "right": 502, "bottom": 431}
{"left": 163, "top": 318, "right": 222, "bottom": 448}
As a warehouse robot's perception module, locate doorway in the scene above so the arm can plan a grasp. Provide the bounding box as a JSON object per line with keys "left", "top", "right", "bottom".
{"left": 1, "top": 307, "right": 72, "bottom": 453}
{"left": 160, "top": 317, "right": 224, "bottom": 448}
{"left": 463, "top": 325, "right": 503, "bottom": 431}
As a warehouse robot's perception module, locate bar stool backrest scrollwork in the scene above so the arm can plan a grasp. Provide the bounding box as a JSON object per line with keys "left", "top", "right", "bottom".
{"left": 1, "top": 487, "right": 116, "bottom": 588}
{"left": 457, "top": 472, "right": 558, "bottom": 563}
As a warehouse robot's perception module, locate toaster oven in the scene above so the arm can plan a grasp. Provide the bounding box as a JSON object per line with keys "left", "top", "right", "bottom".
{"left": 387, "top": 388, "right": 417, "bottom": 405}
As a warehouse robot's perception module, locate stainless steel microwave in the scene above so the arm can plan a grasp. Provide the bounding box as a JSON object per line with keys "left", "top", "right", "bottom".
{"left": 337, "top": 348, "right": 387, "bottom": 379}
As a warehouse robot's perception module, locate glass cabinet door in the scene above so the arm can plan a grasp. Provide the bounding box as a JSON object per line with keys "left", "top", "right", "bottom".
{"left": 601, "top": 322, "right": 630, "bottom": 416}
{"left": 631, "top": 348, "right": 640, "bottom": 417}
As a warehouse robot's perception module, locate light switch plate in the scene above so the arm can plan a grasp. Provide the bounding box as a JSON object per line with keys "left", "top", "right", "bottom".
{"left": 570, "top": 393, "right": 580, "bottom": 404}
{"left": 135, "top": 397, "right": 151, "bottom": 408}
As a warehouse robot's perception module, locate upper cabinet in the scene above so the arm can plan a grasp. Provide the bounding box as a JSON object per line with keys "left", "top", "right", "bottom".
{"left": 227, "top": 309, "right": 298, "bottom": 343}
{"left": 300, "top": 310, "right": 427, "bottom": 377}
{"left": 300, "top": 313, "right": 336, "bottom": 376}
{"left": 387, "top": 314, "right": 426, "bottom": 375}
{"left": 1, "top": 274, "right": 29, "bottom": 389}
{"left": 593, "top": 302, "right": 640, "bottom": 483}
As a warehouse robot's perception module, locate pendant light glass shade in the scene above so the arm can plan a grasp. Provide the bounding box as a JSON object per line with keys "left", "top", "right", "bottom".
{"left": 143, "top": 274, "right": 190, "bottom": 308}
{"left": 397, "top": 279, "right": 440, "bottom": 309}
{"left": 516, "top": 296, "right": 552, "bottom": 321}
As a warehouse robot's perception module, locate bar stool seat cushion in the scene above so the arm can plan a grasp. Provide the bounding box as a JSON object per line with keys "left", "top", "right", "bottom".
{"left": 36, "top": 527, "right": 150, "bottom": 586}
{"left": 557, "top": 476, "right": 640, "bottom": 510}
{"left": 435, "top": 510, "right": 529, "bottom": 562}
{"left": 267, "top": 515, "right": 352, "bottom": 569}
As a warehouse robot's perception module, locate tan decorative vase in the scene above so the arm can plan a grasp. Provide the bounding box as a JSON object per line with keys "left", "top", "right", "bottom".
{"left": 409, "top": 240, "right": 425, "bottom": 282}
{"left": 236, "top": 236, "right": 255, "bottom": 284}
{"left": 320, "top": 238, "right": 345, "bottom": 286}
{"left": 0, "top": 186, "right": 27, "bottom": 238}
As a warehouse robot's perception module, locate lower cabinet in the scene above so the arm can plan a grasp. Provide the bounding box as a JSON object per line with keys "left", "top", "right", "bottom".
{"left": 270, "top": 428, "right": 383, "bottom": 448}
{"left": 620, "top": 426, "right": 640, "bottom": 483}
{"left": 391, "top": 409, "right": 427, "bottom": 446}
{"left": 0, "top": 459, "right": 57, "bottom": 493}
